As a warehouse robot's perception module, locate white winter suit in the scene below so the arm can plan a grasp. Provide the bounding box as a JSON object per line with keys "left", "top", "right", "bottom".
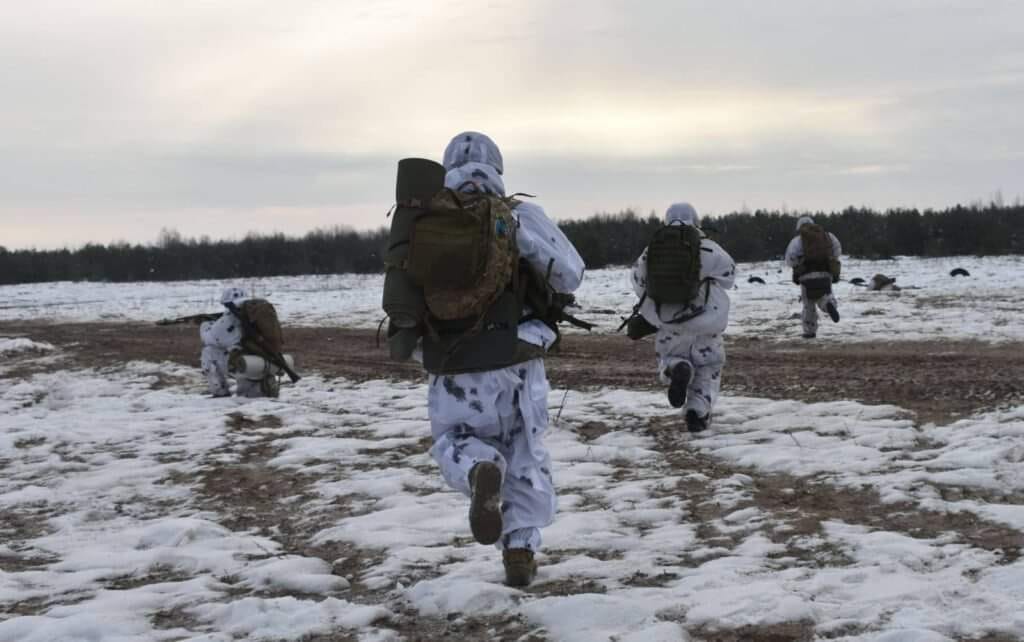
{"left": 426, "top": 137, "right": 585, "bottom": 552}
{"left": 199, "top": 287, "right": 265, "bottom": 398}
{"left": 784, "top": 217, "right": 842, "bottom": 337}
{"left": 630, "top": 203, "right": 736, "bottom": 420}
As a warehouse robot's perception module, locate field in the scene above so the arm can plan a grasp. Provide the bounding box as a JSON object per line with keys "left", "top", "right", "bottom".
{"left": 2, "top": 257, "right": 1023, "bottom": 641}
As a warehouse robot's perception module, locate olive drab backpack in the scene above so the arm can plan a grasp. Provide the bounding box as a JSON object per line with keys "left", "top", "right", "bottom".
{"left": 799, "top": 223, "right": 833, "bottom": 272}
{"left": 646, "top": 223, "right": 704, "bottom": 306}
{"left": 237, "top": 299, "right": 284, "bottom": 354}
{"left": 407, "top": 188, "right": 519, "bottom": 322}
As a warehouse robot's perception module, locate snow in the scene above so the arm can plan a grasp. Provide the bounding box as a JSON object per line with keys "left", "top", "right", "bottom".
{"left": 2, "top": 254, "right": 1022, "bottom": 342}
{"left": 2, "top": 339, "right": 1023, "bottom": 640}
{"left": 2, "top": 256, "right": 1023, "bottom": 639}
{"left": 0, "top": 337, "right": 54, "bottom": 355}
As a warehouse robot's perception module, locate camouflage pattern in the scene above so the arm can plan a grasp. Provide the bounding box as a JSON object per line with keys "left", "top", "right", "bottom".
{"left": 238, "top": 299, "right": 284, "bottom": 354}
{"left": 411, "top": 189, "right": 519, "bottom": 321}
{"left": 655, "top": 329, "right": 725, "bottom": 419}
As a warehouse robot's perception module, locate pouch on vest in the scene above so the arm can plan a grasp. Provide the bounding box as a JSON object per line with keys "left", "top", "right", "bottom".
{"left": 646, "top": 224, "right": 703, "bottom": 306}
{"left": 422, "top": 290, "right": 530, "bottom": 374}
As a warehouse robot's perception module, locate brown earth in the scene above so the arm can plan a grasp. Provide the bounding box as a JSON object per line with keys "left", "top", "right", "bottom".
{"left": 3, "top": 321, "right": 1021, "bottom": 425}
{"left": 4, "top": 321, "right": 1024, "bottom": 640}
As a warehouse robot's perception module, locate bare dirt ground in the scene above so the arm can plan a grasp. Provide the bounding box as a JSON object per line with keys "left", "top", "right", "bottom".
{"left": 4, "top": 321, "right": 1024, "bottom": 640}
{"left": 3, "top": 320, "right": 1022, "bottom": 425}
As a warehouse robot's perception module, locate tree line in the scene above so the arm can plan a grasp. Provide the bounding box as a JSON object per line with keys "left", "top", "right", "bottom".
{"left": 1, "top": 203, "right": 1021, "bottom": 285}
{"left": 563, "top": 202, "right": 1024, "bottom": 266}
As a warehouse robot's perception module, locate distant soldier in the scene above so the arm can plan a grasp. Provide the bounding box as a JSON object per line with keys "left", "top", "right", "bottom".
{"left": 626, "top": 203, "right": 736, "bottom": 433}
{"left": 196, "top": 287, "right": 296, "bottom": 398}
{"left": 785, "top": 216, "right": 842, "bottom": 339}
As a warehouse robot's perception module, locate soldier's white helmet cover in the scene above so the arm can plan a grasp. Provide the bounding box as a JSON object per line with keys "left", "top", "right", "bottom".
{"left": 442, "top": 131, "right": 504, "bottom": 175}
{"left": 220, "top": 287, "right": 248, "bottom": 307}
{"left": 443, "top": 162, "right": 506, "bottom": 197}
{"left": 665, "top": 202, "right": 700, "bottom": 228}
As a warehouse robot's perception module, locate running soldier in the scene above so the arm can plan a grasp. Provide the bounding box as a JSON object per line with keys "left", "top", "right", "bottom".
{"left": 785, "top": 216, "right": 842, "bottom": 338}
{"left": 626, "top": 203, "right": 736, "bottom": 433}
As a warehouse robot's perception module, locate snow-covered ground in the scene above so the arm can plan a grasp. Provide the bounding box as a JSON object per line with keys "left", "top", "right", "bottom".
{"left": 2, "top": 255, "right": 1022, "bottom": 342}
{"left": 2, "top": 345, "right": 1023, "bottom": 641}
{"left": 2, "top": 257, "right": 1022, "bottom": 639}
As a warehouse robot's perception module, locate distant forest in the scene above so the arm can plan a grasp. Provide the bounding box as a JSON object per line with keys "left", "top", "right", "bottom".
{"left": 1, "top": 203, "right": 1022, "bottom": 285}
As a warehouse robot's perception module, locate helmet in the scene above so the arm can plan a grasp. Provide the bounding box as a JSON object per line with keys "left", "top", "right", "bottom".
{"left": 665, "top": 202, "right": 700, "bottom": 228}
{"left": 220, "top": 286, "right": 248, "bottom": 307}
{"left": 795, "top": 216, "right": 815, "bottom": 232}
{"left": 442, "top": 131, "right": 504, "bottom": 175}
{"left": 443, "top": 162, "right": 506, "bottom": 197}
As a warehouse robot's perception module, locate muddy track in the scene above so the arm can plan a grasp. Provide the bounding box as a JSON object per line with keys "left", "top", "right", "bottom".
{"left": 3, "top": 321, "right": 1022, "bottom": 425}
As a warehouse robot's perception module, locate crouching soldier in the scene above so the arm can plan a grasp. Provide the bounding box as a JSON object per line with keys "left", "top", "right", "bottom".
{"left": 198, "top": 287, "right": 298, "bottom": 398}
{"left": 381, "top": 131, "right": 586, "bottom": 587}
{"left": 785, "top": 216, "right": 842, "bottom": 339}
{"left": 625, "top": 203, "right": 736, "bottom": 433}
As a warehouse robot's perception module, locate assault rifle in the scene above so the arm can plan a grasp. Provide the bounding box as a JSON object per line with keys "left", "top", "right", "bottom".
{"left": 520, "top": 259, "right": 596, "bottom": 334}
{"left": 224, "top": 302, "right": 301, "bottom": 383}
{"left": 155, "top": 312, "right": 223, "bottom": 326}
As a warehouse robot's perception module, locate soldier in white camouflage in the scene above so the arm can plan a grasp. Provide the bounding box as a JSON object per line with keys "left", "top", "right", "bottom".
{"left": 785, "top": 216, "right": 842, "bottom": 338}
{"left": 425, "top": 131, "right": 586, "bottom": 587}
{"left": 629, "top": 203, "right": 736, "bottom": 432}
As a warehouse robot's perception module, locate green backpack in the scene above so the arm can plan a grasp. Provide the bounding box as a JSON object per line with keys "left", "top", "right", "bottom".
{"left": 407, "top": 188, "right": 519, "bottom": 322}
{"left": 799, "top": 223, "right": 832, "bottom": 271}
{"left": 237, "top": 299, "right": 283, "bottom": 354}
{"left": 646, "top": 224, "right": 704, "bottom": 306}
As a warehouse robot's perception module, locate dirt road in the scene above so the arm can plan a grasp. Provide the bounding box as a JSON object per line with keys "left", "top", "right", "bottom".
{"left": 3, "top": 321, "right": 1020, "bottom": 425}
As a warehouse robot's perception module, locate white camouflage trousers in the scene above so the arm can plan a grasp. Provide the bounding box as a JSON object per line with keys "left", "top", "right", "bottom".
{"left": 200, "top": 346, "right": 264, "bottom": 398}
{"left": 655, "top": 330, "right": 725, "bottom": 419}
{"left": 427, "top": 358, "right": 555, "bottom": 552}
{"left": 800, "top": 283, "right": 838, "bottom": 337}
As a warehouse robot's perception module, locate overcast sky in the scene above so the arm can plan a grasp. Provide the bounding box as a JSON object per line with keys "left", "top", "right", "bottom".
{"left": 2, "top": 0, "right": 1022, "bottom": 249}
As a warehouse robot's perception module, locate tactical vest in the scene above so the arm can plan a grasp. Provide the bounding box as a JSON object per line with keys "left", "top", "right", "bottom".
{"left": 383, "top": 158, "right": 567, "bottom": 374}
{"left": 646, "top": 224, "right": 703, "bottom": 306}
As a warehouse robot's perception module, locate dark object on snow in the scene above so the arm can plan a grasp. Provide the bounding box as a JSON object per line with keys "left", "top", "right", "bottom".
{"left": 849, "top": 277, "right": 866, "bottom": 286}
{"left": 868, "top": 274, "right": 899, "bottom": 291}
{"left": 747, "top": 276, "right": 766, "bottom": 284}
{"left": 950, "top": 268, "right": 970, "bottom": 277}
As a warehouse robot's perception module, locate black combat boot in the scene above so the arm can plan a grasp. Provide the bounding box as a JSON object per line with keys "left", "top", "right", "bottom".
{"left": 503, "top": 548, "right": 537, "bottom": 587}
{"left": 667, "top": 361, "right": 693, "bottom": 409}
{"left": 685, "top": 409, "right": 709, "bottom": 433}
{"left": 468, "top": 462, "right": 503, "bottom": 545}
{"left": 826, "top": 302, "right": 840, "bottom": 323}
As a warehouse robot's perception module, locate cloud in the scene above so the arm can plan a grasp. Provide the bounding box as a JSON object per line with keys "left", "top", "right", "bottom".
{"left": 1, "top": 0, "right": 1022, "bottom": 248}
